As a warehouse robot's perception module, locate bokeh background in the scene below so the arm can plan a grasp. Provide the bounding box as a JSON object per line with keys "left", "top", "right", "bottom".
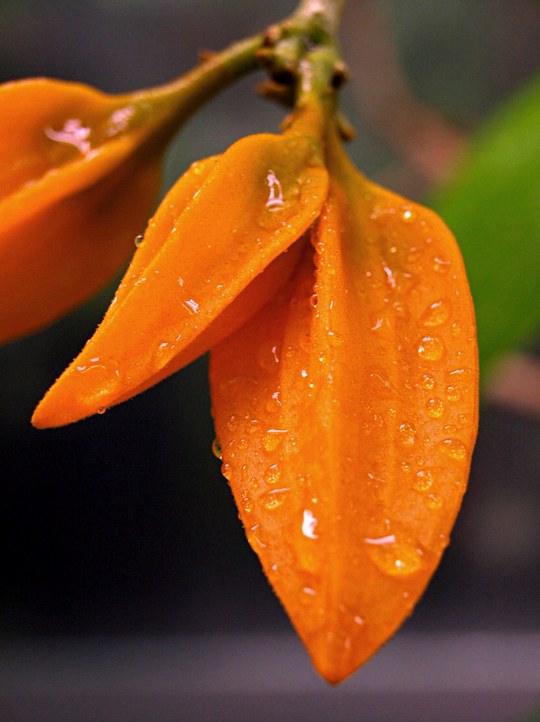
{"left": 1, "top": 1, "right": 539, "bottom": 720}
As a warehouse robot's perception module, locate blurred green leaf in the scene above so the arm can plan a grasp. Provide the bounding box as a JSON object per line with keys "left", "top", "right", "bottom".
{"left": 430, "top": 73, "right": 540, "bottom": 380}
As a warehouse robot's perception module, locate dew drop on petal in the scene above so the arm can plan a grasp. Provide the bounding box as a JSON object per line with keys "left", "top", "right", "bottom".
{"left": 398, "top": 422, "right": 416, "bottom": 445}
{"left": 265, "top": 169, "right": 284, "bottom": 211}
{"left": 74, "top": 355, "right": 121, "bottom": 404}
{"left": 413, "top": 468, "right": 434, "bottom": 493}
{"left": 422, "top": 299, "right": 451, "bottom": 327}
{"left": 417, "top": 336, "right": 445, "bottom": 361}
{"left": 421, "top": 373, "right": 435, "bottom": 391}
{"left": 302, "top": 509, "right": 319, "bottom": 539}
{"left": 446, "top": 385, "right": 461, "bottom": 401}
{"left": 402, "top": 207, "right": 416, "bottom": 223}
{"left": 262, "top": 429, "right": 288, "bottom": 452}
{"left": 432, "top": 256, "right": 452, "bottom": 274}
{"left": 426, "top": 397, "right": 445, "bottom": 418}
{"left": 366, "top": 535, "right": 424, "bottom": 576}
{"left": 182, "top": 298, "right": 200, "bottom": 314}
{"left": 426, "top": 493, "right": 443, "bottom": 510}
{"left": 45, "top": 118, "right": 91, "bottom": 155}
{"left": 265, "top": 464, "right": 281, "bottom": 485}
{"left": 327, "top": 330, "right": 344, "bottom": 346}
{"left": 240, "top": 489, "right": 253, "bottom": 514}
{"left": 259, "top": 488, "right": 289, "bottom": 510}
{"left": 439, "top": 438, "right": 467, "bottom": 461}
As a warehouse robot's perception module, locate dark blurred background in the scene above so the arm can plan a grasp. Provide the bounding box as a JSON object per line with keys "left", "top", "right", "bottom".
{"left": 1, "top": 1, "right": 539, "bottom": 720}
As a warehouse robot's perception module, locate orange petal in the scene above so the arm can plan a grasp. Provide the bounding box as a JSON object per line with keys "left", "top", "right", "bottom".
{"left": 0, "top": 79, "right": 155, "bottom": 230}
{"left": 32, "top": 131, "right": 328, "bottom": 427}
{"left": 209, "top": 133, "right": 478, "bottom": 683}
{"left": 0, "top": 78, "right": 183, "bottom": 343}
{"left": 0, "top": 154, "right": 160, "bottom": 343}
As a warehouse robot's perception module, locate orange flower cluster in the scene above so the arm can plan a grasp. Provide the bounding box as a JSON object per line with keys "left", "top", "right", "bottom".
{"left": 2, "top": 74, "right": 478, "bottom": 682}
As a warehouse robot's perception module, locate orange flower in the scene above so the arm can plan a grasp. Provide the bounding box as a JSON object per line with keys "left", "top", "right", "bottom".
{"left": 0, "top": 78, "right": 174, "bottom": 342}
{"left": 32, "top": 105, "right": 478, "bottom": 683}
{"left": 0, "top": 37, "right": 260, "bottom": 343}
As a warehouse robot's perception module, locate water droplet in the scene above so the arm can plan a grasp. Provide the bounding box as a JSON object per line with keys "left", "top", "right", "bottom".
{"left": 406, "top": 247, "right": 422, "bottom": 264}
{"left": 240, "top": 489, "right": 252, "bottom": 513}
{"left": 426, "top": 397, "right": 445, "bottom": 418}
{"left": 366, "top": 536, "right": 424, "bottom": 576}
{"left": 259, "top": 488, "right": 289, "bottom": 510}
{"left": 181, "top": 298, "right": 199, "bottom": 314}
{"left": 302, "top": 509, "right": 319, "bottom": 539}
{"left": 212, "top": 438, "right": 222, "bottom": 459}
{"left": 134, "top": 234, "right": 144, "bottom": 248}
{"left": 327, "top": 330, "right": 344, "bottom": 346}
{"left": 258, "top": 343, "right": 280, "bottom": 372}
{"left": 450, "top": 322, "right": 461, "bottom": 337}
{"left": 97, "top": 407, "right": 107, "bottom": 415}
{"left": 422, "top": 299, "right": 451, "bottom": 327}
{"left": 45, "top": 118, "right": 91, "bottom": 154}
{"left": 446, "top": 385, "right": 461, "bottom": 401}
{"left": 439, "top": 438, "right": 467, "bottom": 461}
{"left": 265, "top": 464, "right": 281, "bottom": 485}
{"left": 262, "top": 429, "right": 288, "bottom": 452}
{"left": 402, "top": 207, "right": 416, "bottom": 223}
{"left": 365, "top": 534, "right": 397, "bottom": 546}
{"left": 309, "top": 293, "right": 318, "bottom": 309}
{"left": 417, "top": 336, "right": 444, "bottom": 361}
{"left": 421, "top": 373, "right": 435, "bottom": 391}
{"left": 383, "top": 265, "right": 396, "bottom": 288}
{"left": 398, "top": 422, "right": 416, "bottom": 445}
{"left": 426, "top": 493, "right": 443, "bottom": 510}
{"left": 353, "top": 615, "right": 365, "bottom": 626}
{"left": 265, "top": 169, "right": 284, "bottom": 211}
{"left": 414, "top": 468, "right": 434, "bottom": 492}
{"left": 432, "top": 256, "right": 451, "bottom": 273}
{"left": 74, "top": 355, "right": 121, "bottom": 404}
{"left": 221, "top": 462, "right": 232, "bottom": 480}
{"left": 247, "top": 524, "right": 267, "bottom": 549}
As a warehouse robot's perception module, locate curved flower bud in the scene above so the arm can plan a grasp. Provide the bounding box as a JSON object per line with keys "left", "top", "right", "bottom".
{"left": 0, "top": 35, "right": 262, "bottom": 343}
{"left": 32, "top": 107, "right": 329, "bottom": 427}
{"left": 0, "top": 78, "right": 183, "bottom": 342}
{"left": 209, "top": 127, "right": 478, "bottom": 683}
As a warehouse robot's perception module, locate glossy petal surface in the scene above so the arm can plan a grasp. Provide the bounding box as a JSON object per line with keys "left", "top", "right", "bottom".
{"left": 0, "top": 79, "right": 148, "bottom": 230}
{"left": 0, "top": 154, "right": 159, "bottom": 342}
{"left": 33, "top": 131, "right": 328, "bottom": 426}
{"left": 210, "top": 135, "right": 478, "bottom": 683}
{"left": 0, "top": 78, "right": 174, "bottom": 342}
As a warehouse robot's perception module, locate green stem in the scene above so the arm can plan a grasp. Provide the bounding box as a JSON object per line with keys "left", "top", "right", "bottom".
{"left": 113, "top": 0, "right": 348, "bottom": 144}
{"left": 293, "top": 0, "right": 346, "bottom": 38}
{"left": 140, "top": 33, "right": 265, "bottom": 120}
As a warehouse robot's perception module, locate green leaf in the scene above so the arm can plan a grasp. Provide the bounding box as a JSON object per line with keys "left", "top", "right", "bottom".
{"left": 430, "top": 73, "right": 540, "bottom": 379}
